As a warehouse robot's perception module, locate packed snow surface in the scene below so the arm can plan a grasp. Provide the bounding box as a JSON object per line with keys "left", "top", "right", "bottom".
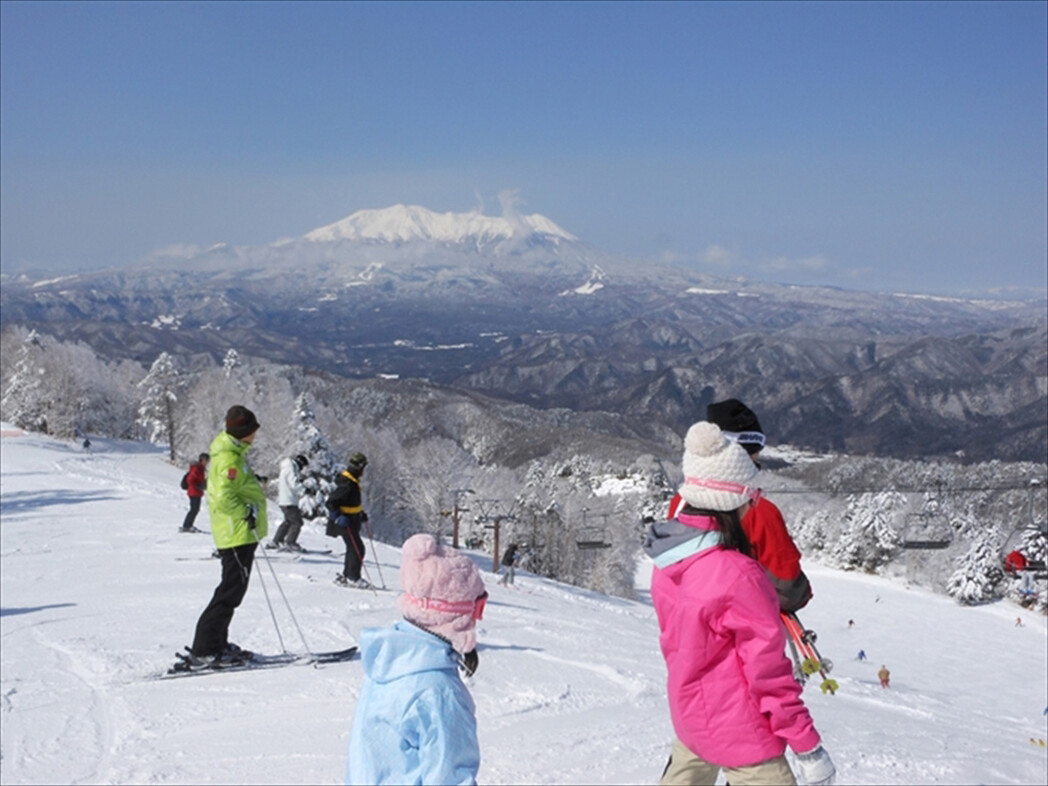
{"left": 1, "top": 428, "right": 1046, "bottom": 785}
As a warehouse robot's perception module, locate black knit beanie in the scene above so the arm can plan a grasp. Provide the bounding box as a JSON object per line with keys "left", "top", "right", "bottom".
{"left": 225, "top": 405, "right": 260, "bottom": 440}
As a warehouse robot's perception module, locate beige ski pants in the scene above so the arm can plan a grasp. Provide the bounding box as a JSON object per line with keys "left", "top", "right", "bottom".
{"left": 660, "top": 738, "right": 797, "bottom": 786}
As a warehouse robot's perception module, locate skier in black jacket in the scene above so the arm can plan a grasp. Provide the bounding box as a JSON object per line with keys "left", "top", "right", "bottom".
{"left": 498, "top": 542, "right": 519, "bottom": 586}
{"left": 327, "top": 452, "right": 370, "bottom": 588}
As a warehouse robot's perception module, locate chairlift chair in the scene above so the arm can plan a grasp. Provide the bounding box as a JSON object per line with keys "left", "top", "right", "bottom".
{"left": 999, "top": 479, "right": 1048, "bottom": 581}
{"left": 901, "top": 509, "right": 953, "bottom": 550}
{"left": 576, "top": 526, "right": 611, "bottom": 550}
{"left": 900, "top": 482, "right": 953, "bottom": 550}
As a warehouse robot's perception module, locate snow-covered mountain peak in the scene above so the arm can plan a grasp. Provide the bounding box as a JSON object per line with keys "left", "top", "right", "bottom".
{"left": 302, "top": 203, "right": 578, "bottom": 246}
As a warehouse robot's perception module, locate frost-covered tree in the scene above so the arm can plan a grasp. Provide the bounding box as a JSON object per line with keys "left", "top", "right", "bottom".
{"left": 830, "top": 491, "right": 905, "bottom": 572}
{"left": 390, "top": 436, "right": 476, "bottom": 539}
{"left": 287, "top": 393, "right": 340, "bottom": 521}
{"left": 222, "top": 349, "right": 241, "bottom": 378}
{"left": 794, "top": 509, "right": 830, "bottom": 554}
{"left": 1, "top": 330, "right": 49, "bottom": 432}
{"left": 947, "top": 531, "right": 1004, "bottom": 605}
{"left": 1, "top": 327, "right": 145, "bottom": 439}
{"left": 137, "top": 353, "right": 181, "bottom": 459}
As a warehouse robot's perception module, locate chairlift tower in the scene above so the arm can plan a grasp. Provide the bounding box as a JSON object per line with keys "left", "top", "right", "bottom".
{"left": 474, "top": 498, "right": 517, "bottom": 573}
{"left": 440, "top": 488, "right": 475, "bottom": 549}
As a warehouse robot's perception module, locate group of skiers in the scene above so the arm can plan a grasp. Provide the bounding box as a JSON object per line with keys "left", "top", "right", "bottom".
{"left": 179, "top": 405, "right": 378, "bottom": 666}
{"left": 179, "top": 399, "right": 840, "bottom": 785}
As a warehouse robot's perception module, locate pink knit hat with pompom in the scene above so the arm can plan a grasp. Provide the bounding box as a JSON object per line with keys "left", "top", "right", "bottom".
{"left": 398, "top": 533, "right": 487, "bottom": 654}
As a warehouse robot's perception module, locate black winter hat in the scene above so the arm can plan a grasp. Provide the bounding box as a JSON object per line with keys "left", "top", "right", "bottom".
{"left": 706, "top": 399, "right": 766, "bottom": 455}
{"left": 225, "top": 405, "right": 260, "bottom": 440}
{"left": 348, "top": 451, "right": 368, "bottom": 470}
{"left": 294, "top": 454, "right": 309, "bottom": 470}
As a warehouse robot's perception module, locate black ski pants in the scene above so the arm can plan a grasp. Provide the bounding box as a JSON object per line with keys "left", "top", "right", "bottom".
{"left": 191, "top": 542, "right": 258, "bottom": 657}
{"left": 273, "top": 505, "right": 304, "bottom": 546}
{"left": 181, "top": 496, "right": 202, "bottom": 530}
{"left": 339, "top": 516, "right": 366, "bottom": 581}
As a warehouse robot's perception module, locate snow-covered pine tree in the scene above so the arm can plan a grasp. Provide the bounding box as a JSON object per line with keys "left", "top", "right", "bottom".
{"left": 830, "top": 491, "right": 905, "bottom": 572}
{"left": 0, "top": 330, "right": 49, "bottom": 433}
{"left": 222, "top": 349, "right": 241, "bottom": 378}
{"left": 794, "top": 509, "right": 829, "bottom": 554}
{"left": 947, "top": 531, "right": 1004, "bottom": 605}
{"left": 136, "top": 353, "right": 181, "bottom": 460}
{"left": 287, "top": 393, "right": 340, "bottom": 521}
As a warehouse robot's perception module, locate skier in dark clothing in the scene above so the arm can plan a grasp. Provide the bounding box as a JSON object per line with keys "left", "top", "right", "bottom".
{"left": 181, "top": 453, "right": 210, "bottom": 532}
{"left": 499, "top": 542, "right": 519, "bottom": 586}
{"left": 327, "top": 452, "right": 370, "bottom": 588}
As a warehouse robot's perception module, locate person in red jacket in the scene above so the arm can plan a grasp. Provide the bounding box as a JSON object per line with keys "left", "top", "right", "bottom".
{"left": 667, "top": 399, "right": 812, "bottom": 612}
{"left": 180, "top": 453, "right": 210, "bottom": 533}
{"left": 1004, "top": 549, "right": 1028, "bottom": 574}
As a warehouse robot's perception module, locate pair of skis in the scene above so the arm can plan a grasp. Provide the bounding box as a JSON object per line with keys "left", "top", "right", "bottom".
{"left": 161, "top": 645, "right": 357, "bottom": 679}
{"left": 781, "top": 611, "right": 839, "bottom": 695}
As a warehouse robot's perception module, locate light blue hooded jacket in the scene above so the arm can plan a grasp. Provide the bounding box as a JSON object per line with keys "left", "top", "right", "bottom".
{"left": 346, "top": 621, "right": 479, "bottom": 786}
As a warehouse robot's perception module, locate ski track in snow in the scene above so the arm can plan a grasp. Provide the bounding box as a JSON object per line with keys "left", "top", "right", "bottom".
{"left": 2, "top": 430, "right": 1047, "bottom": 785}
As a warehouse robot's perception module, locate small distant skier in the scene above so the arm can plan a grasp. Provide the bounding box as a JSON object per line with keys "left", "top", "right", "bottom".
{"left": 187, "top": 406, "right": 266, "bottom": 665}
{"left": 327, "top": 452, "right": 371, "bottom": 588}
{"left": 269, "top": 454, "right": 308, "bottom": 552}
{"left": 180, "top": 453, "right": 210, "bottom": 533}
{"left": 857, "top": 649, "right": 867, "bottom": 661}
{"left": 848, "top": 619, "right": 855, "bottom": 628}
{"left": 498, "top": 542, "right": 519, "bottom": 586}
{"left": 1015, "top": 616, "right": 1023, "bottom": 628}
{"left": 82, "top": 437, "right": 91, "bottom": 452}
{"left": 346, "top": 533, "right": 486, "bottom": 785}
{"left": 878, "top": 665, "right": 891, "bottom": 688}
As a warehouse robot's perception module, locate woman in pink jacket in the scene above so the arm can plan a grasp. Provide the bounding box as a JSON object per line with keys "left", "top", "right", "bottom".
{"left": 644, "top": 421, "right": 836, "bottom": 786}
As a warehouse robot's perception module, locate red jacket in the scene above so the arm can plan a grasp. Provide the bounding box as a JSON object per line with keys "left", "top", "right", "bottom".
{"left": 668, "top": 493, "right": 812, "bottom": 611}
{"left": 186, "top": 462, "right": 207, "bottom": 498}
{"left": 1004, "top": 550, "right": 1028, "bottom": 573}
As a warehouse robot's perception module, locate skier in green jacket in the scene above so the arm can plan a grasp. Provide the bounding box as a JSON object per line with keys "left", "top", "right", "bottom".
{"left": 189, "top": 405, "right": 268, "bottom": 664}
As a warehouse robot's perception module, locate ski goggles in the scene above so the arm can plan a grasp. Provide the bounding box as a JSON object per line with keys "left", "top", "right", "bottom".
{"left": 403, "top": 591, "right": 488, "bottom": 621}
{"left": 683, "top": 477, "right": 762, "bottom": 506}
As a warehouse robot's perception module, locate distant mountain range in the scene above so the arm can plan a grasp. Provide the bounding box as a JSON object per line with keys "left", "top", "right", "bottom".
{"left": 2, "top": 204, "right": 1045, "bottom": 463}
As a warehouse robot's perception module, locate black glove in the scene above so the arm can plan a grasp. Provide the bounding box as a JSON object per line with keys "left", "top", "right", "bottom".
{"left": 247, "top": 508, "right": 257, "bottom": 530}
{"left": 460, "top": 649, "right": 479, "bottom": 677}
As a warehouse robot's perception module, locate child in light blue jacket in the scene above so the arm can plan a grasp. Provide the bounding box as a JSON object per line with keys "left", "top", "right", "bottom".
{"left": 347, "top": 533, "right": 487, "bottom": 786}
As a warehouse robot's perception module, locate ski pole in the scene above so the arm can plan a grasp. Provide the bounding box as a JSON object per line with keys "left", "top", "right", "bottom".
{"left": 362, "top": 517, "right": 387, "bottom": 589}
{"left": 239, "top": 533, "right": 287, "bottom": 655}
{"left": 256, "top": 535, "right": 313, "bottom": 655}
{"left": 346, "top": 524, "right": 378, "bottom": 595}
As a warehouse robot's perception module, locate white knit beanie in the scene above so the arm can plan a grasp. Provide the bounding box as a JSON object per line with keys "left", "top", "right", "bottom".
{"left": 678, "top": 421, "right": 760, "bottom": 511}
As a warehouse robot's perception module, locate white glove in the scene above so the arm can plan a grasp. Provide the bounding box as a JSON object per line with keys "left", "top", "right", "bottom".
{"left": 795, "top": 744, "right": 836, "bottom": 786}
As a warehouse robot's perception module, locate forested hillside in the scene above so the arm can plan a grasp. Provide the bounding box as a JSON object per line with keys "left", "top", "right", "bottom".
{"left": 2, "top": 325, "right": 1044, "bottom": 609}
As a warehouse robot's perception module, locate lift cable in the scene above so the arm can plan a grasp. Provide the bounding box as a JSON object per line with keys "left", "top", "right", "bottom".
{"left": 759, "top": 481, "right": 1046, "bottom": 496}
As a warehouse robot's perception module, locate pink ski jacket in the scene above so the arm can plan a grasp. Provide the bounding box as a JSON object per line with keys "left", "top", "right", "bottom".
{"left": 649, "top": 511, "right": 821, "bottom": 768}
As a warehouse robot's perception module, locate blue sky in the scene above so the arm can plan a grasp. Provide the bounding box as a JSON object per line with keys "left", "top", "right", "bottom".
{"left": 1, "top": 1, "right": 1045, "bottom": 296}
